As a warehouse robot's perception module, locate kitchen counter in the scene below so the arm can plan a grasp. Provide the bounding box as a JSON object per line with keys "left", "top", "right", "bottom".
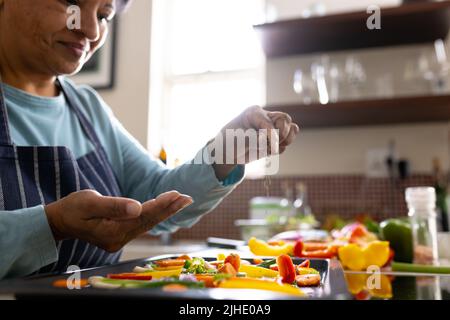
{"left": 120, "top": 238, "right": 207, "bottom": 261}
{"left": 344, "top": 272, "right": 450, "bottom": 300}
{"left": 1, "top": 244, "right": 450, "bottom": 300}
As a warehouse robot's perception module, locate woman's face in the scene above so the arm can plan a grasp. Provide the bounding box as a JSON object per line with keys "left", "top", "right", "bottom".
{"left": 0, "top": 0, "right": 116, "bottom": 76}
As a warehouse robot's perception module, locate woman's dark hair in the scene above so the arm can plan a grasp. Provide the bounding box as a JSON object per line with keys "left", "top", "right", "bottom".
{"left": 116, "top": 0, "right": 132, "bottom": 13}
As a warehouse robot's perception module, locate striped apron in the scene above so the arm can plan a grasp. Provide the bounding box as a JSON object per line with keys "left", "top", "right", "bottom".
{"left": 0, "top": 78, "right": 123, "bottom": 275}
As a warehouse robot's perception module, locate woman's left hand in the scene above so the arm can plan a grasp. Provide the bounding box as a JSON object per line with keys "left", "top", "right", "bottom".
{"left": 211, "top": 106, "right": 300, "bottom": 180}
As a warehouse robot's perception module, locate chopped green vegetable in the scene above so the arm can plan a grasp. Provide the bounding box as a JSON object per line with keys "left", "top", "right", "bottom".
{"left": 99, "top": 277, "right": 205, "bottom": 289}
{"left": 206, "top": 269, "right": 217, "bottom": 273}
{"left": 184, "top": 257, "right": 212, "bottom": 274}
{"left": 144, "top": 262, "right": 156, "bottom": 270}
{"left": 213, "top": 273, "right": 232, "bottom": 282}
{"left": 391, "top": 262, "right": 450, "bottom": 274}
{"left": 183, "top": 260, "right": 192, "bottom": 269}
{"left": 257, "top": 259, "right": 276, "bottom": 269}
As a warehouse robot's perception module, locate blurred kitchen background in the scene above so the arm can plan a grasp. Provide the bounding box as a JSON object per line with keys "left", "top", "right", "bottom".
{"left": 81, "top": 0, "right": 450, "bottom": 258}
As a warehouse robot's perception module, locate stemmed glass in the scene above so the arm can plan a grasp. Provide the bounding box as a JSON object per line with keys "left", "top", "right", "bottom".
{"left": 345, "top": 56, "right": 367, "bottom": 99}
{"left": 293, "top": 68, "right": 317, "bottom": 105}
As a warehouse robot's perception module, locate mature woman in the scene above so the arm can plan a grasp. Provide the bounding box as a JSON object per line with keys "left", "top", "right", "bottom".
{"left": 0, "top": 0, "right": 299, "bottom": 279}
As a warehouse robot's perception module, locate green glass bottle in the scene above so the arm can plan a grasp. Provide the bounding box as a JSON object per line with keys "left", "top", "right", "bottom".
{"left": 432, "top": 158, "right": 449, "bottom": 232}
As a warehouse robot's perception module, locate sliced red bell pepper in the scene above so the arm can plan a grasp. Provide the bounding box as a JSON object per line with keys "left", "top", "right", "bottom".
{"left": 269, "top": 264, "right": 279, "bottom": 271}
{"left": 293, "top": 240, "right": 304, "bottom": 258}
{"left": 107, "top": 273, "right": 153, "bottom": 281}
{"left": 276, "top": 254, "right": 296, "bottom": 284}
{"left": 298, "top": 259, "right": 310, "bottom": 268}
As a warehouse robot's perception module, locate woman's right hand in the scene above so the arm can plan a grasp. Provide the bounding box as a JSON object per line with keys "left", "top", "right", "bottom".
{"left": 44, "top": 190, "right": 193, "bottom": 252}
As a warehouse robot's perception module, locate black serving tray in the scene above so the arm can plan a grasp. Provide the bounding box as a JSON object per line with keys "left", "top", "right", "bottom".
{"left": 0, "top": 255, "right": 351, "bottom": 300}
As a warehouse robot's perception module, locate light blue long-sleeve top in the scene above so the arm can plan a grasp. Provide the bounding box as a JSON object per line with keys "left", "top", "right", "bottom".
{"left": 0, "top": 77, "right": 245, "bottom": 279}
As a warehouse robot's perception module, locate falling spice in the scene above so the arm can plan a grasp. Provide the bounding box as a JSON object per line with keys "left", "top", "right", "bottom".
{"left": 264, "top": 175, "right": 271, "bottom": 198}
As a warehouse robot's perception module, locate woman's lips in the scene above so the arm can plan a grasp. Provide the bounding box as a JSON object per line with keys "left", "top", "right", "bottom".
{"left": 58, "top": 41, "right": 88, "bottom": 59}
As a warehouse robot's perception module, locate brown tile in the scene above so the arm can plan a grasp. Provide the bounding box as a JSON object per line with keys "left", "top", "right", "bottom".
{"left": 172, "top": 174, "right": 434, "bottom": 240}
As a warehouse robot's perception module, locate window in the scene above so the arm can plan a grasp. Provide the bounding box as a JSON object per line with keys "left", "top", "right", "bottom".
{"left": 149, "top": 0, "right": 266, "bottom": 175}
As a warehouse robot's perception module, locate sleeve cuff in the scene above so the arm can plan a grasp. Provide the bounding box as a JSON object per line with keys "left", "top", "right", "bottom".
{"left": 27, "top": 206, "right": 58, "bottom": 270}
{"left": 190, "top": 146, "right": 246, "bottom": 191}
{"left": 221, "top": 165, "right": 245, "bottom": 186}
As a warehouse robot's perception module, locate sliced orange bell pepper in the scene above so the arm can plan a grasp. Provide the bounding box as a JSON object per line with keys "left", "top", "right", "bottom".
{"left": 301, "top": 248, "right": 336, "bottom": 259}
{"left": 155, "top": 259, "right": 187, "bottom": 267}
{"left": 277, "top": 254, "right": 296, "bottom": 284}
{"left": 195, "top": 275, "right": 217, "bottom": 288}
{"left": 224, "top": 253, "right": 241, "bottom": 271}
{"left": 218, "top": 263, "right": 237, "bottom": 277}
{"left": 53, "top": 279, "right": 89, "bottom": 288}
{"left": 303, "top": 242, "right": 329, "bottom": 251}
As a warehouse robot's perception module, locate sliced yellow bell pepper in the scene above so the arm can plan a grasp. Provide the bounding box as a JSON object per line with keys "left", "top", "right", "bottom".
{"left": 344, "top": 274, "right": 369, "bottom": 295}
{"left": 153, "top": 265, "right": 185, "bottom": 271}
{"left": 363, "top": 241, "right": 390, "bottom": 268}
{"left": 248, "top": 237, "right": 294, "bottom": 256}
{"left": 338, "top": 244, "right": 366, "bottom": 271}
{"left": 140, "top": 268, "right": 183, "bottom": 279}
{"left": 345, "top": 273, "right": 393, "bottom": 299}
{"left": 218, "top": 277, "right": 304, "bottom": 296}
{"left": 338, "top": 241, "right": 390, "bottom": 271}
{"left": 368, "top": 275, "right": 393, "bottom": 299}
{"left": 239, "top": 264, "right": 279, "bottom": 278}
{"left": 217, "top": 253, "right": 226, "bottom": 261}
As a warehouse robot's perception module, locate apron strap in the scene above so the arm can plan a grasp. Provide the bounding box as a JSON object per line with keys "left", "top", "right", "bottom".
{"left": 57, "top": 77, "right": 105, "bottom": 150}
{"left": 57, "top": 77, "right": 121, "bottom": 195}
{"left": 0, "top": 76, "right": 13, "bottom": 145}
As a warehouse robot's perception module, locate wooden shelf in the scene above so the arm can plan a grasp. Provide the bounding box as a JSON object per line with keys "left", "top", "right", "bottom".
{"left": 264, "top": 95, "right": 450, "bottom": 128}
{"left": 254, "top": 1, "right": 450, "bottom": 58}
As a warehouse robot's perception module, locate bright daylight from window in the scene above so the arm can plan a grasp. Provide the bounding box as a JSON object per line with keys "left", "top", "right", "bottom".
{"left": 149, "top": 0, "right": 266, "bottom": 173}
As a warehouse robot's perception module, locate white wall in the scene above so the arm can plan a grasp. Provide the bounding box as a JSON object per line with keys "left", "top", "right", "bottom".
{"left": 99, "top": 0, "right": 153, "bottom": 147}
{"left": 278, "top": 123, "right": 450, "bottom": 176}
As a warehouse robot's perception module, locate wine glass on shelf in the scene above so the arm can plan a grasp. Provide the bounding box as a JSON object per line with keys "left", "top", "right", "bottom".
{"left": 344, "top": 56, "right": 367, "bottom": 100}
{"left": 328, "top": 62, "right": 343, "bottom": 103}
{"left": 419, "top": 39, "right": 450, "bottom": 94}
{"left": 293, "top": 68, "right": 317, "bottom": 105}
{"left": 311, "top": 60, "right": 330, "bottom": 105}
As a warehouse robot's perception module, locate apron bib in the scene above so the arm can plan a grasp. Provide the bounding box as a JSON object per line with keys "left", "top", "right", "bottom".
{"left": 0, "top": 77, "right": 123, "bottom": 275}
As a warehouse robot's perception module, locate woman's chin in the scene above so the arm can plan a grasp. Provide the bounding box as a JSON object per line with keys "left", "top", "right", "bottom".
{"left": 52, "top": 63, "right": 84, "bottom": 77}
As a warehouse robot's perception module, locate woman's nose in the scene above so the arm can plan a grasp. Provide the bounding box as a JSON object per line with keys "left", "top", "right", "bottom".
{"left": 79, "top": 12, "right": 101, "bottom": 42}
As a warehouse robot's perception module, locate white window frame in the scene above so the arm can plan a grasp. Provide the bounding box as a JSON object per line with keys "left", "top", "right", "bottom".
{"left": 148, "top": 0, "right": 266, "bottom": 166}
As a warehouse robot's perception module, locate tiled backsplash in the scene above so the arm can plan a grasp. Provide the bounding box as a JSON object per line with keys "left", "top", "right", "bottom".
{"left": 172, "top": 174, "right": 434, "bottom": 240}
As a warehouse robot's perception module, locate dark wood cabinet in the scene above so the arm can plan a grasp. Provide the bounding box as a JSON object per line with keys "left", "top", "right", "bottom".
{"left": 254, "top": 1, "right": 450, "bottom": 58}
{"left": 265, "top": 95, "right": 450, "bottom": 128}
